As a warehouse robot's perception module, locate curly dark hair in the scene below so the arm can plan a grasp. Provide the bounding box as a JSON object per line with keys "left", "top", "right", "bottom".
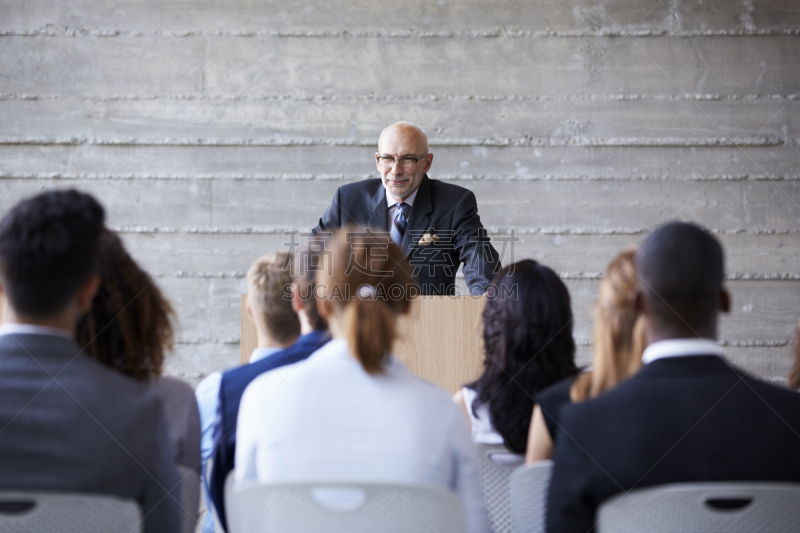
{"left": 76, "top": 229, "right": 174, "bottom": 381}
{"left": 467, "top": 260, "right": 578, "bottom": 454}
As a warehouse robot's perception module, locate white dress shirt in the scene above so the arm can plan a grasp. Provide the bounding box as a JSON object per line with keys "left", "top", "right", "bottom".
{"left": 196, "top": 347, "right": 282, "bottom": 462}
{"left": 236, "top": 338, "right": 489, "bottom": 533}
{"left": 386, "top": 186, "right": 419, "bottom": 231}
{"left": 0, "top": 323, "right": 72, "bottom": 339}
{"left": 641, "top": 338, "right": 726, "bottom": 365}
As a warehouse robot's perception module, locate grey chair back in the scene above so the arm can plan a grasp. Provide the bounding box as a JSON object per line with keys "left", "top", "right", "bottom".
{"left": 225, "top": 477, "right": 465, "bottom": 533}
{"left": 0, "top": 491, "right": 142, "bottom": 533}
{"left": 598, "top": 482, "right": 800, "bottom": 533}
{"left": 509, "top": 460, "right": 553, "bottom": 533}
{"left": 475, "top": 443, "right": 524, "bottom": 533}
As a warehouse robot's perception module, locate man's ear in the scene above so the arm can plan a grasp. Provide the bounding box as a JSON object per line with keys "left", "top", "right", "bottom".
{"left": 375, "top": 152, "right": 382, "bottom": 173}
{"left": 422, "top": 153, "right": 433, "bottom": 173}
{"left": 290, "top": 284, "right": 303, "bottom": 314}
{"left": 77, "top": 275, "right": 101, "bottom": 314}
{"left": 317, "top": 297, "right": 332, "bottom": 321}
{"left": 246, "top": 299, "right": 254, "bottom": 322}
{"left": 719, "top": 288, "right": 731, "bottom": 314}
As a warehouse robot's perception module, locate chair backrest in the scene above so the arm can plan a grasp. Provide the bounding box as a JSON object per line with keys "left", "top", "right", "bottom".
{"left": 598, "top": 482, "right": 800, "bottom": 533}
{"left": 509, "top": 460, "right": 553, "bottom": 533}
{"left": 176, "top": 465, "right": 201, "bottom": 533}
{"left": 225, "top": 477, "right": 465, "bottom": 533}
{"left": 474, "top": 443, "right": 524, "bottom": 533}
{"left": 0, "top": 491, "right": 142, "bottom": 533}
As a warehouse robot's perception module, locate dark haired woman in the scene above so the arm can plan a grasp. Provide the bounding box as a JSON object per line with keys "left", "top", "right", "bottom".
{"left": 235, "top": 227, "right": 489, "bottom": 533}
{"left": 453, "top": 260, "right": 578, "bottom": 458}
{"left": 76, "top": 229, "right": 201, "bottom": 533}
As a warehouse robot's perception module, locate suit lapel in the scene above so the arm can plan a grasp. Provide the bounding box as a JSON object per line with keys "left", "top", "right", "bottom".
{"left": 366, "top": 183, "right": 389, "bottom": 231}
{"left": 400, "top": 175, "right": 433, "bottom": 256}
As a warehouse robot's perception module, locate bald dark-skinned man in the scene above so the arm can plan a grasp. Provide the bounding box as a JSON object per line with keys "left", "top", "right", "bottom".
{"left": 546, "top": 221, "right": 800, "bottom": 533}
{"left": 313, "top": 121, "right": 500, "bottom": 295}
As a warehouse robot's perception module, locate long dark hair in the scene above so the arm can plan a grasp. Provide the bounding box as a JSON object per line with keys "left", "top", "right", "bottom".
{"left": 468, "top": 260, "right": 577, "bottom": 454}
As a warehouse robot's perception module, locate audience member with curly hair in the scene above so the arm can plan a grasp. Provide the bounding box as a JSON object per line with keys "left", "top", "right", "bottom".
{"left": 76, "top": 228, "right": 200, "bottom": 533}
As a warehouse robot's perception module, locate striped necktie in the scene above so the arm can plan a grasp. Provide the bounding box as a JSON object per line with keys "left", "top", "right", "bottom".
{"left": 390, "top": 202, "right": 408, "bottom": 246}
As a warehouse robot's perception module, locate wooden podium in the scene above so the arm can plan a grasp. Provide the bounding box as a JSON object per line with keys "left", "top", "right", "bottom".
{"left": 240, "top": 296, "right": 486, "bottom": 393}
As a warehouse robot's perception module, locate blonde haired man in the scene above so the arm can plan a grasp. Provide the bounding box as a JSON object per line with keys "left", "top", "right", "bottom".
{"left": 195, "top": 252, "right": 300, "bottom": 532}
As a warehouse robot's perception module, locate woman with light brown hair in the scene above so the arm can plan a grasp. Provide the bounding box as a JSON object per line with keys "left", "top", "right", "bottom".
{"left": 525, "top": 248, "right": 646, "bottom": 463}
{"left": 235, "top": 226, "right": 489, "bottom": 533}
{"left": 789, "top": 322, "right": 800, "bottom": 391}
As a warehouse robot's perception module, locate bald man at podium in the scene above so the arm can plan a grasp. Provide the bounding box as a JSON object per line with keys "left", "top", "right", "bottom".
{"left": 313, "top": 122, "right": 501, "bottom": 295}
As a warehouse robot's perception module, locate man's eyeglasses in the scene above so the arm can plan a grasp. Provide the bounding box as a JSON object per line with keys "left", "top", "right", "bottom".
{"left": 376, "top": 154, "right": 428, "bottom": 169}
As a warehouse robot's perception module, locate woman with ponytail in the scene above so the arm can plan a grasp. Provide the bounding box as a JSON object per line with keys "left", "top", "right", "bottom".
{"left": 525, "top": 248, "right": 645, "bottom": 463}
{"left": 235, "top": 227, "right": 489, "bottom": 533}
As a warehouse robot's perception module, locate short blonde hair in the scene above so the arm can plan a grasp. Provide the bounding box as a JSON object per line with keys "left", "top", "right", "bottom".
{"left": 247, "top": 252, "right": 300, "bottom": 344}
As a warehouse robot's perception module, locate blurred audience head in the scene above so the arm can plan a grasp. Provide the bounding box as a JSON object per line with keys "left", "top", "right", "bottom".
{"left": 0, "top": 189, "right": 105, "bottom": 323}
{"left": 470, "top": 259, "right": 578, "bottom": 454}
{"left": 572, "top": 248, "right": 646, "bottom": 403}
{"left": 76, "top": 229, "right": 173, "bottom": 381}
{"left": 636, "top": 221, "right": 728, "bottom": 341}
{"left": 789, "top": 322, "right": 800, "bottom": 390}
{"left": 246, "top": 252, "right": 300, "bottom": 345}
{"left": 290, "top": 237, "right": 330, "bottom": 332}
{"left": 315, "top": 226, "right": 417, "bottom": 374}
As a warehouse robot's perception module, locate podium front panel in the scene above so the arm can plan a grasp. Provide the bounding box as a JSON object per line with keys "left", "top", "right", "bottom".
{"left": 241, "top": 295, "right": 485, "bottom": 393}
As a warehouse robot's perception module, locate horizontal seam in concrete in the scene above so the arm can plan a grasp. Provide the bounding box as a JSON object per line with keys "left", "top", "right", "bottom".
{"left": 2, "top": 93, "right": 797, "bottom": 102}
{"left": 1, "top": 28, "right": 799, "bottom": 38}
{"left": 0, "top": 137, "right": 792, "bottom": 147}
{"left": 172, "top": 337, "right": 792, "bottom": 346}
{"left": 3, "top": 173, "right": 797, "bottom": 182}
{"left": 109, "top": 226, "right": 799, "bottom": 236}
{"left": 153, "top": 270, "right": 800, "bottom": 280}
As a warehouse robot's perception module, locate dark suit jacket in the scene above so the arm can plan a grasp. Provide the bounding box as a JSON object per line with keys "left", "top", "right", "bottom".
{"left": 0, "top": 333, "right": 179, "bottom": 533}
{"left": 313, "top": 175, "right": 501, "bottom": 295}
{"left": 547, "top": 355, "right": 800, "bottom": 533}
{"left": 208, "top": 329, "right": 331, "bottom": 530}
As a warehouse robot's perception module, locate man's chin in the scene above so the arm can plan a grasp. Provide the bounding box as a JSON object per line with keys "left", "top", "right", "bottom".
{"left": 386, "top": 182, "right": 410, "bottom": 196}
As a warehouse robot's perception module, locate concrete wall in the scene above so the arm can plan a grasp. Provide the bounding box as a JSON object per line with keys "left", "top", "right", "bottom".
{"left": 1, "top": 0, "right": 798, "bottom": 385}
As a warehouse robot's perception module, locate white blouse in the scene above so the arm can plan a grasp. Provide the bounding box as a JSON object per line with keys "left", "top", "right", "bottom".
{"left": 235, "top": 338, "right": 489, "bottom": 533}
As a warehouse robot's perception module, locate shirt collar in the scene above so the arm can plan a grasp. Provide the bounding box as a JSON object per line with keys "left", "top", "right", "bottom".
{"left": 0, "top": 323, "right": 73, "bottom": 339}
{"left": 642, "top": 338, "right": 726, "bottom": 365}
{"left": 385, "top": 186, "right": 420, "bottom": 208}
{"left": 248, "top": 346, "right": 283, "bottom": 364}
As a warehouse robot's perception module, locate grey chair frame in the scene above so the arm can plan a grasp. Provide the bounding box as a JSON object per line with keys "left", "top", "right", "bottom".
{"left": 509, "top": 460, "right": 553, "bottom": 533}
{"left": 598, "top": 481, "right": 800, "bottom": 533}
{"left": 0, "top": 491, "right": 142, "bottom": 533}
{"left": 225, "top": 475, "right": 465, "bottom": 533}
{"left": 474, "top": 443, "right": 524, "bottom": 533}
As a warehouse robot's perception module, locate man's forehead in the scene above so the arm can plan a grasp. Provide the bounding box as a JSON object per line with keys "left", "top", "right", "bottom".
{"left": 378, "top": 126, "right": 427, "bottom": 152}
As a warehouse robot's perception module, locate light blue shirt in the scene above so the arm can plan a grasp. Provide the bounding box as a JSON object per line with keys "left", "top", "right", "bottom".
{"left": 195, "top": 347, "right": 281, "bottom": 532}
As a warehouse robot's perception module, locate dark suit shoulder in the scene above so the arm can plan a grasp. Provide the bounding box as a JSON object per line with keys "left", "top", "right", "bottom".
{"left": 426, "top": 178, "right": 474, "bottom": 202}
{"left": 336, "top": 179, "right": 383, "bottom": 201}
